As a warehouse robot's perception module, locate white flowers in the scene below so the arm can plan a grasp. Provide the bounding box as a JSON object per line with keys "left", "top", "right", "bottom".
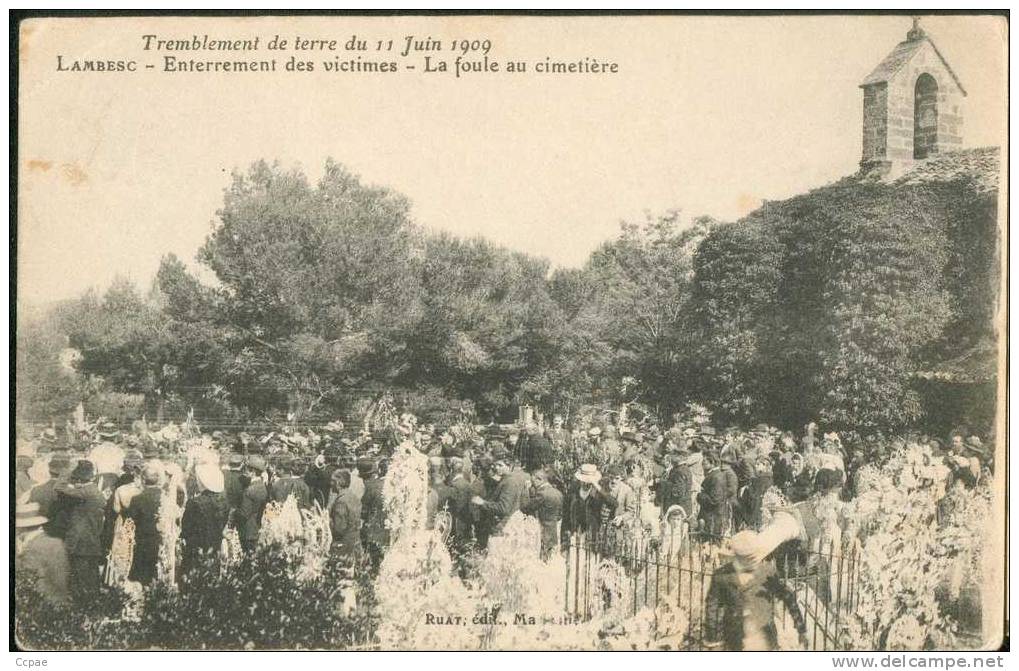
{"left": 845, "top": 441, "right": 991, "bottom": 650}
{"left": 382, "top": 440, "right": 429, "bottom": 539}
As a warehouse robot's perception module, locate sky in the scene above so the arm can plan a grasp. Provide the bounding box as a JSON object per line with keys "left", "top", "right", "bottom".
{"left": 17, "top": 14, "right": 1007, "bottom": 307}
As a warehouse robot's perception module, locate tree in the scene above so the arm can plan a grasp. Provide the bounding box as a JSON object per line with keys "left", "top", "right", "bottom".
{"left": 689, "top": 178, "right": 965, "bottom": 432}
{"left": 65, "top": 278, "right": 180, "bottom": 421}
{"left": 533, "top": 212, "right": 715, "bottom": 419}
{"left": 169, "top": 160, "right": 428, "bottom": 420}
{"left": 691, "top": 220, "right": 783, "bottom": 424}
{"left": 15, "top": 314, "right": 84, "bottom": 424}
{"left": 408, "top": 233, "right": 559, "bottom": 419}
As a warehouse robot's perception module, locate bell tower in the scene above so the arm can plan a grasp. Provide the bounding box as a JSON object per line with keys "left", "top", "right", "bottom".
{"left": 859, "top": 18, "right": 966, "bottom": 177}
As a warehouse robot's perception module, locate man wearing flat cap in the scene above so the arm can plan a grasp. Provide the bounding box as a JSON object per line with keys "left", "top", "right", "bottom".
{"left": 329, "top": 469, "right": 363, "bottom": 561}
{"left": 657, "top": 449, "right": 693, "bottom": 519}
{"left": 444, "top": 456, "right": 475, "bottom": 560}
{"left": 520, "top": 467, "right": 563, "bottom": 559}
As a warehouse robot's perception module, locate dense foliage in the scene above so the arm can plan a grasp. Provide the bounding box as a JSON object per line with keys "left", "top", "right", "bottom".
{"left": 15, "top": 546, "right": 373, "bottom": 650}
{"left": 17, "top": 159, "right": 998, "bottom": 433}
{"left": 691, "top": 177, "right": 996, "bottom": 432}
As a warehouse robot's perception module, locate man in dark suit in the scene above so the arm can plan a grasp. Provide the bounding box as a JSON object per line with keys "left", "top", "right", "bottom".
{"left": 471, "top": 447, "right": 529, "bottom": 535}
{"left": 657, "top": 450, "right": 693, "bottom": 517}
{"left": 55, "top": 460, "right": 108, "bottom": 605}
{"left": 561, "top": 464, "right": 608, "bottom": 548}
{"left": 358, "top": 457, "right": 388, "bottom": 573}
{"left": 698, "top": 452, "right": 731, "bottom": 539}
{"left": 127, "top": 462, "right": 164, "bottom": 585}
{"left": 221, "top": 453, "right": 247, "bottom": 520}
{"left": 269, "top": 454, "right": 312, "bottom": 509}
{"left": 28, "top": 453, "right": 71, "bottom": 520}
{"left": 524, "top": 424, "right": 555, "bottom": 474}
{"left": 237, "top": 456, "right": 269, "bottom": 555}
{"left": 520, "top": 467, "right": 563, "bottom": 559}
{"left": 445, "top": 456, "right": 475, "bottom": 558}
{"left": 304, "top": 453, "right": 334, "bottom": 509}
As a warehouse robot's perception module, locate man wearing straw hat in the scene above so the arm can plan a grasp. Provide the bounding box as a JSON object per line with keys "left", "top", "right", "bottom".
{"left": 16, "top": 502, "right": 71, "bottom": 606}
{"left": 561, "top": 463, "right": 609, "bottom": 547}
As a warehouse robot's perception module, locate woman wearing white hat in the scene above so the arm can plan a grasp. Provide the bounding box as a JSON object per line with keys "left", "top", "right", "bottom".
{"left": 180, "top": 463, "right": 230, "bottom": 578}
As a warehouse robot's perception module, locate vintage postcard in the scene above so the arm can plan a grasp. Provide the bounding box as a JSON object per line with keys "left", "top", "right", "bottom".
{"left": 13, "top": 12, "right": 1008, "bottom": 653}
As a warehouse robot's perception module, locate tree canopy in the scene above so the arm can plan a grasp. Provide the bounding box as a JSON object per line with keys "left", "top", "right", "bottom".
{"left": 19, "top": 158, "right": 999, "bottom": 434}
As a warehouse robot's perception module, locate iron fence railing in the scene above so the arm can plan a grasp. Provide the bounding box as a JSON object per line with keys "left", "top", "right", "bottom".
{"left": 562, "top": 526, "right": 859, "bottom": 651}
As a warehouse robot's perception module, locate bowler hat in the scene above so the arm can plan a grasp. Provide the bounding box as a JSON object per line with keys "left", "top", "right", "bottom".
{"left": 356, "top": 457, "right": 377, "bottom": 477}
{"left": 603, "top": 464, "right": 623, "bottom": 478}
{"left": 69, "top": 459, "right": 96, "bottom": 483}
{"left": 246, "top": 455, "right": 267, "bottom": 473}
{"left": 48, "top": 453, "right": 71, "bottom": 476}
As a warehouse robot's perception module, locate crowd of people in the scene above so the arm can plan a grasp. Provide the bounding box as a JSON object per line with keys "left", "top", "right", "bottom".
{"left": 14, "top": 410, "right": 993, "bottom": 621}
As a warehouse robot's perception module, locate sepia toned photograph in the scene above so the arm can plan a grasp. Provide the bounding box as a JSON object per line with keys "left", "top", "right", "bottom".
{"left": 12, "top": 11, "right": 1008, "bottom": 653}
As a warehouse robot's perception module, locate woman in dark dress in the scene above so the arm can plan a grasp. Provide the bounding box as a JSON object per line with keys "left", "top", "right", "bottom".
{"left": 127, "top": 462, "right": 164, "bottom": 585}
{"left": 180, "top": 464, "right": 230, "bottom": 577}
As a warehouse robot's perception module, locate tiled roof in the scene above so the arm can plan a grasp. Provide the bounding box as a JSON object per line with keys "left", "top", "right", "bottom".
{"left": 913, "top": 337, "right": 999, "bottom": 384}
{"left": 894, "top": 147, "right": 1000, "bottom": 193}
{"left": 860, "top": 36, "right": 966, "bottom": 95}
